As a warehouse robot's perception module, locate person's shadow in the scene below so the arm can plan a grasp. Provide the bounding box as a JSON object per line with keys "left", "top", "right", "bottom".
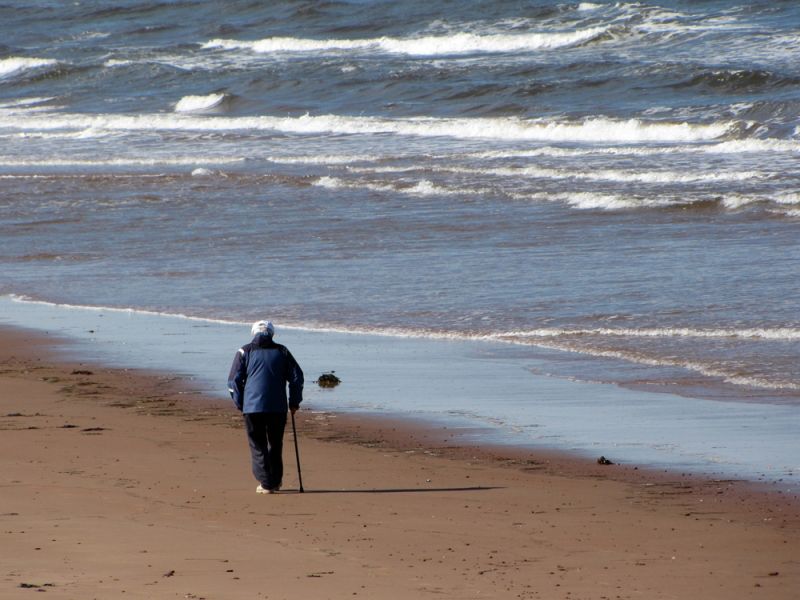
{"left": 283, "top": 486, "right": 502, "bottom": 494}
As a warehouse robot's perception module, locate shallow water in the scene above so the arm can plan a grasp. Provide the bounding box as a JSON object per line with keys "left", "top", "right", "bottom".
{"left": 2, "top": 296, "right": 798, "bottom": 489}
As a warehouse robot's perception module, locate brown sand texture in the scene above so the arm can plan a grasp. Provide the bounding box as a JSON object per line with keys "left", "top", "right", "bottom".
{"left": 1, "top": 327, "right": 798, "bottom": 599}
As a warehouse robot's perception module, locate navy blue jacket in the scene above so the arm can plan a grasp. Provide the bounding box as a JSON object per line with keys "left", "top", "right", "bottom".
{"left": 227, "top": 333, "right": 304, "bottom": 414}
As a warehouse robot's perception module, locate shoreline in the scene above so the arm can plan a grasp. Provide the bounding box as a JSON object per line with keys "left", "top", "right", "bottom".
{"left": 3, "top": 322, "right": 797, "bottom": 500}
{"left": 2, "top": 295, "right": 798, "bottom": 487}
{"left": 2, "top": 324, "right": 799, "bottom": 598}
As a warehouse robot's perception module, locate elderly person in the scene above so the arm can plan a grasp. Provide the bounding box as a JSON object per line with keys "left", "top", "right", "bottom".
{"left": 228, "top": 320, "right": 304, "bottom": 494}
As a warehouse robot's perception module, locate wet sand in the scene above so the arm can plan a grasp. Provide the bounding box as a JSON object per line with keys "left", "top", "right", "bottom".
{"left": 1, "top": 326, "right": 797, "bottom": 599}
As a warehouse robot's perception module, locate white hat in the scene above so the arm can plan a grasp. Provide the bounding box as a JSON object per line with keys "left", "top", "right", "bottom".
{"left": 251, "top": 320, "right": 275, "bottom": 336}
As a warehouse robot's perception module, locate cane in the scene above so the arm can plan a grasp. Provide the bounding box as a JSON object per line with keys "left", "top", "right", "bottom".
{"left": 291, "top": 410, "right": 304, "bottom": 493}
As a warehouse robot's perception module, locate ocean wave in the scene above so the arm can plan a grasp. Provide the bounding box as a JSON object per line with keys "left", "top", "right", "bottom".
{"left": 317, "top": 177, "right": 644, "bottom": 209}
{"left": 0, "top": 57, "right": 59, "bottom": 79}
{"left": 672, "top": 69, "right": 799, "bottom": 93}
{"left": 315, "top": 176, "right": 794, "bottom": 213}
{"left": 467, "top": 138, "right": 800, "bottom": 160}
{"left": 521, "top": 191, "right": 800, "bottom": 213}
{"left": 0, "top": 97, "right": 56, "bottom": 109}
{"left": 267, "top": 154, "right": 386, "bottom": 165}
{"left": 528, "top": 165, "right": 766, "bottom": 184}
{"left": 174, "top": 93, "right": 229, "bottom": 113}
{"left": 202, "top": 27, "right": 608, "bottom": 57}
{"left": 0, "top": 156, "right": 244, "bottom": 167}
{"left": 0, "top": 110, "right": 736, "bottom": 144}
{"left": 559, "top": 192, "right": 671, "bottom": 211}
{"left": 314, "top": 176, "right": 464, "bottom": 197}
{"left": 358, "top": 164, "right": 767, "bottom": 184}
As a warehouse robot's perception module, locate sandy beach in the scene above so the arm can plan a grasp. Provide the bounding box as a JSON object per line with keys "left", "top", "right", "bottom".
{"left": 1, "top": 325, "right": 798, "bottom": 599}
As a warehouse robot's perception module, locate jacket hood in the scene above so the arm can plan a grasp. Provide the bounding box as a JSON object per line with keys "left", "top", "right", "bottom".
{"left": 252, "top": 332, "right": 276, "bottom": 347}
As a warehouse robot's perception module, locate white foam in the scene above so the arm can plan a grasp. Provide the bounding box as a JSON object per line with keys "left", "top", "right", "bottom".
{"left": 365, "top": 164, "right": 766, "bottom": 184}
{"left": 0, "top": 156, "right": 244, "bottom": 167}
{"left": 510, "top": 189, "right": 676, "bottom": 211}
{"left": 322, "top": 176, "right": 671, "bottom": 207}
{"left": 497, "top": 327, "right": 800, "bottom": 342}
{"left": 7, "top": 294, "right": 244, "bottom": 328}
{"left": 571, "top": 167, "right": 762, "bottom": 184}
{"left": 203, "top": 27, "right": 608, "bottom": 57}
{"left": 774, "top": 192, "right": 800, "bottom": 206}
{"left": 104, "top": 59, "right": 134, "bottom": 68}
{"left": 0, "top": 97, "right": 55, "bottom": 109}
{"left": 563, "top": 192, "right": 669, "bottom": 211}
{"left": 467, "top": 138, "right": 800, "bottom": 160}
{"left": 721, "top": 194, "right": 762, "bottom": 210}
{"left": 0, "top": 57, "right": 58, "bottom": 78}
{"left": 314, "top": 176, "right": 463, "bottom": 197}
{"left": 347, "top": 166, "right": 422, "bottom": 174}
{"left": 0, "top": 112, "right": 735, "bottom": 143}
{"left": 405, "top": 180, "right": 461, "bottom": 196}
{"left": 0, "top": 110, "right": 735, "bottom": 144}
{"left": 711, "top": 139, "right": 800, "bottom": 154}
{"left": 0, "top": 128, "right": 120, "bottom": 140}
{"left": 174, "top": 93, "right": 227, "bottom": 113}
{"left": 267, "top": 154, "right": 380, "bottom": 165}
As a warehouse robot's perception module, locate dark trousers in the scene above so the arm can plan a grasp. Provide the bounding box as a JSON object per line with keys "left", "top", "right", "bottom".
{"left": 243, "top": 412, "right": 287, "bottom": 489}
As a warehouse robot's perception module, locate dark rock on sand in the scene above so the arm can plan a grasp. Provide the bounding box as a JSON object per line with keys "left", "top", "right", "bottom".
{"left": 317, "top": 372, "right": 341, "bottom": 388}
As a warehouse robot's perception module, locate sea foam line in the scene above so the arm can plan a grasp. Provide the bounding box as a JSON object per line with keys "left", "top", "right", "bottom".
{"left": 529, "top": 340, "right": 800, "bottom": 392}
{"left": 6, "top": 295, "right": 798, "bottom": 392}
{"left": 351, "top": 164, "right": 767, "bottom": 184}
{"left": 315, "top": 176, "right": 791, "bottom": 212}
{"left": 496, "top": 327, "right": 800, "bottom": 341}
{"left": 0, "top": 156, "right": 244, "bottom": 167}
{"left": 0, "top": 111, "right": 736, "bottom": 144}
{"left": 314, "top": 176, "right": 475, "bottom": 197}
{"left": 14, "top": 294, "right": 797, "bottom": 342}
{"left": 466, "top": 139, "right": 800, "bottom": 159}
{"left": 202, "top": 27, "right": 608, "bottom": 56}
{"left": 319, "top": 174, "right": 798, "bottom": 213}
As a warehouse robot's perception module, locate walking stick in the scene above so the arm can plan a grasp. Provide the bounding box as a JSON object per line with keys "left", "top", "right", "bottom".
{"left": 291, "top": 410, "right": 304, "bottom": 493}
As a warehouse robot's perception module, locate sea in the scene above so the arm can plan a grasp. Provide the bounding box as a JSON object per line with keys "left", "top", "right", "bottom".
{"left": 1, "top": 0, "right": 798, "bottom": 487}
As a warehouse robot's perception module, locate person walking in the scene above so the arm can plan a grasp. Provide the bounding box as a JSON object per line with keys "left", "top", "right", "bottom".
{"left": 228, "top": 320, "right": 304, "bottom": 494}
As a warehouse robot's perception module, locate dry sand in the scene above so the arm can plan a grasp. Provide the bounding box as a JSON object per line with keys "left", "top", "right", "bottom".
{"left": 1, "top": 326, "right": 797, "bottom": 599}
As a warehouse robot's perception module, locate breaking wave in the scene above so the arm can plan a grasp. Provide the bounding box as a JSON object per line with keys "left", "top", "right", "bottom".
{"left": 358, "top": 164, "right": 768, "bottom": 184}
{"left": 202, "top": 27, "right": 608, "bottom": 57}
{"left": 672, "top": 69, "right": 800, "bottom": 93}
{"left": 315, "top": 176, "right": 465, "bottom": 197}
{"left": 174, "top": 93, "right": 229, "bottom": 113}
{"left": 467, "top": 139, "right": 800, "bottom": 159}
{"left": 0, "top": 57, "right": 59, "bottom": 79}
{"left": 0, "top": 156, "right": 244, "bottom": 167}
{"left": 0, "top": 110, "right": 736, "bottom": 143}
